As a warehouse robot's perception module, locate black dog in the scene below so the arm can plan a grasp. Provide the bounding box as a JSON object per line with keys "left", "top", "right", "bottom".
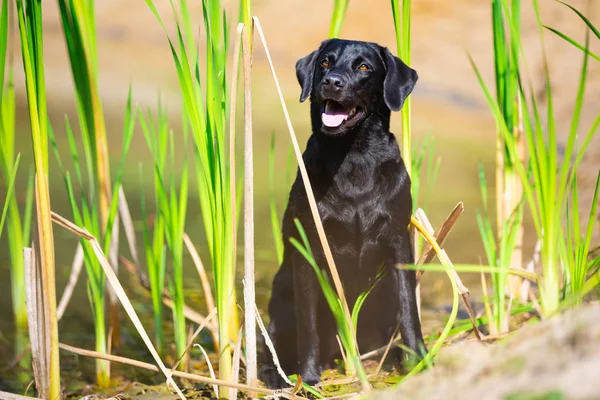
{"left": 259, "top": 39, "right": 425, "bottom": 388}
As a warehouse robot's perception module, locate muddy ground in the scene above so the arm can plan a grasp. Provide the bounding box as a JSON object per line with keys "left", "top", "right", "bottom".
{"left": 370, "top": 302, "right": 600, "bottom": 400}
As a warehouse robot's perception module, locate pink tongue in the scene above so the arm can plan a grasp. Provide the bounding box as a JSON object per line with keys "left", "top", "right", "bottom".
{"left": 321, "top": 102, "right": 349, "bottom": 127}
{"left": 322, "top": 113, "right": 347, "bottom": 127}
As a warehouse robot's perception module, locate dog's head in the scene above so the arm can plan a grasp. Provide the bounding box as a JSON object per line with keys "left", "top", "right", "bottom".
{"left": 296, "top": 39, "right": 418, "bottom": 135}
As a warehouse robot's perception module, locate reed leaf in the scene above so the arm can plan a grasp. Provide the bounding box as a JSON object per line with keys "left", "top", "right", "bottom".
{"left": 329, "top": 0, "right": 349, "bottom": 38}
{"left": 145, "top": 0, "right": 239, "bottom": 387}
{"left": 15, "top": 0, "right": 60, "bottom": 396}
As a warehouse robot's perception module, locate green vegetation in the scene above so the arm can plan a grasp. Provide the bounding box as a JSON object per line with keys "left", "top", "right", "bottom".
{"left": 144, "top": 0, "right": 246, "bottom": 387}
{"left": 0, "top": 0, "right": 33, "bottom": 368}
{"left": 50, "top": 90, "right": 135, "bottom": 387}
{"left": 140, "top": 100, "right": 190, "bottom": 369}
{"left": 14, "top": 0, "right": 61, "bottom": 396}
{"left": 471, "top": 0, "right": 600, "bottom": 318}
{"left": 391, "top": 0, "right": 413, "bottom": 178}
{"left": 1, "top": 0, "right": 599, "bottom": 398}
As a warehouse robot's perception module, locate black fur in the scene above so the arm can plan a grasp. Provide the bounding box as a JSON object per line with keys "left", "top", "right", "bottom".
{"left": 259, "top": 39, "right": 425, "bottom": 388}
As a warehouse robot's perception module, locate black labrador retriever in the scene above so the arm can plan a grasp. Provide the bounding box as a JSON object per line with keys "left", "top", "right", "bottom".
{"left": 259, "top": 38, "right": 426, "bottom": 388}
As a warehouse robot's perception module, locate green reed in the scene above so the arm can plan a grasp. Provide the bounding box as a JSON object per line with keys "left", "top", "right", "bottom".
{"left": 329, "top": 0, "right": 349, "bottom": 38}
{"left": 0, "top": 0, "right": 34, "bottom": 366}
{"left": 140, "top": 100, "right": 190, "bottom": 369}
{"left": 50, "top": 90, "right": 135, "bottom": 387}
{"left": 145, "top": 0, "right": 242, "bottom": 388}
{"left": 476, "top": 163, "right": 523, "bottom": 333}
{"left": 391, "top": 0, "right": 413, "bottom": 178}
{"left": 471, "top": 0, "right": 599, "bottom": 317}
{"left": 138, "top": 102, "right": 170, "bottom": 356}
{"left": 15, "top": 0, "right": 60, "bottom": 396}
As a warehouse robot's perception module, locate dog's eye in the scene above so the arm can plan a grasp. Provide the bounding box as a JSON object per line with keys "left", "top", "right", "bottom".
{"left": 358, "top": 64, "right": 369, "bottom": 71}
{"left": 321, "top": 59, "right": 330, "bottom": 67}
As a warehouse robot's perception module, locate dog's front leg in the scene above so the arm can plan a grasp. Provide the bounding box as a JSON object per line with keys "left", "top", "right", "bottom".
{"left": 390, "top": 232, "right": 427, "bottom": 365}
{"left": 292, "top": 249, "right": 322, "bottom": 385}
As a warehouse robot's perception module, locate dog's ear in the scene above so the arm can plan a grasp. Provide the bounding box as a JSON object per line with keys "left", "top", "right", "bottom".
{"left": 382, "top": 48, "right": 418, "bottom": 111}
{"left": 296, "top": 40, "right": 332, "bottom": 102}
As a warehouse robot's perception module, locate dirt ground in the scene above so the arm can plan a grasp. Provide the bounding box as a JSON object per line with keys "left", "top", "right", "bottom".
{"left": 370, "top": 302, "right": 600, "bottom": 400}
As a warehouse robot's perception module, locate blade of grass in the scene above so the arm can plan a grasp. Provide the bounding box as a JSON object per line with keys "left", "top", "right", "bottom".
{"left": 15, "top": 0, "right": 60, "bottom": 395}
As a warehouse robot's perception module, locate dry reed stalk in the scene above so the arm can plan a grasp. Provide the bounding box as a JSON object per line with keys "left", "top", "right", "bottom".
{"left": 252, "top": 17, "right": 365, "bottom": 390}
{"left": 228, "top": 20, "right": 241, "bottom": 360}
{"left": 229, "top": 326, "right": 245, "bottom": 400}
{"left": 413, "top": 209, "right": 482, "bottom": 340}
{"left": 56, "top": 243, "right": 83, "bottom": 320}
{"left": 375, "top": 325, "right": 398, "bottom": 376}
{"left": 24, "top": 246, "right": 50, "bottom": 399}
{"left": 171, "top": 307, "right": 218, "bottom": 371}
{"left": 255, "top": 304, "right": 293, "bottom": 387}
{"left": 416, "top": 202, "right": 464, "bottom": 274}
{"left": 119, "top": 255, "right": 219, "bottom": 334}
{"left": 183, "top": 233, "right": 218, "bottom": 345}
{"left": 58, "top": 343, "right": 304, "bottom": 398}
{"left": 118, "top": 186, "right": 146, "bottom": 287}
{"left": 504, "top": 101, "right": 526, "bottom": 303}
{"left": 34, "top": 177, "right": 60, "bottom": 399}
{"left": 194, "top": 343, "right": 219, "bottom": 396}
{"left": 335, "top": 335, "right": 348, "bottom": 367}
{"left": 240, "top": 21, "right": 258, "bottom": 390}
{"left": 49, "top": 211, "right": 185, "bottom": 399}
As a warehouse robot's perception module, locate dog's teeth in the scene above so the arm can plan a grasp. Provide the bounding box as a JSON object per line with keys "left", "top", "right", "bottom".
{"left": 348, "top": 108, "right": 356, "bottom": 117}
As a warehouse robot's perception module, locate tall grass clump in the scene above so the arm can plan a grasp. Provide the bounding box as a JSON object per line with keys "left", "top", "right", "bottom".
{"left": 489, "top": 0, "right": 526, "bottom": 302}
{"left": 471, "top": 0, "right": 599, "bottom": 316}
{"left": 0, "top": 0, "right": 34, "bottom": 365}
{"left": 145, "top": 0, "right": 241, "bottom": 388}
{"left": 476, "top": 163, "right": 523, "bottom": 333}
{"left": 138, "top": 103, "right": 169, "bottom": 356}
{"left": 139, "top": 100, "right": 189, "bottom": 369}
{"left": 57, "top": 0, "right": 122, "bottom": 348}
{"left": 50, "top": 91, "right": 136, "bottom": 387}
{"left": 15, "top": 0, "right": 60, "bottom": 396}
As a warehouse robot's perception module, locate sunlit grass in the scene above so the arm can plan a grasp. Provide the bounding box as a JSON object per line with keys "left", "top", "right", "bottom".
{"left": 145, "top": 0, "right": 241, "bottom": 388}
{"left": 329, "top": 0, "right": 349, "bottom": 38}
{"left": 138, "top": 101, "right": 170, "bottom": 356}
{"left": 471, "top": 0, "right": 600, "bottom": 317}
{"left": 391, "top": 0, "right": 413, "bottom": 178}
{"left": 0, "top": 0, "right": 33, "bottom": 367}
{"left": 50, "top": 90, "right": 136, "bottom": 387}
{"left": 142, "top": 101, "right": 190, "bottom": 370}
{"left": 15, "top": 0, "right": 60, "bottom": 396}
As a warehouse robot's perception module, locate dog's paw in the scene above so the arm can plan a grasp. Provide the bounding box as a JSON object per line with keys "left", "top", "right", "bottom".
{"left": 299, "top": 364, "right": 322, "bottom": 386}
{"left": 259, "top": 365, "right": 290, "bottom": 389}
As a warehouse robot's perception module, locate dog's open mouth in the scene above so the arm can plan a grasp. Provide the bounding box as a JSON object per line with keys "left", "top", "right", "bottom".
{"left": 321, "top": 100, "right": 361, "bottom": 128}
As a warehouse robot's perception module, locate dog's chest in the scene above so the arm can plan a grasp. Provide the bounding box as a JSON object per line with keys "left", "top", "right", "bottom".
{"left": 317, "top": 154, "right": 400, "bottom": 235}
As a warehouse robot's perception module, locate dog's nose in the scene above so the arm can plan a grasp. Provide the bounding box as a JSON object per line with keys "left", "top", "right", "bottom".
{"left": 322, "top": 73, "right": 345, "bottom": 89}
